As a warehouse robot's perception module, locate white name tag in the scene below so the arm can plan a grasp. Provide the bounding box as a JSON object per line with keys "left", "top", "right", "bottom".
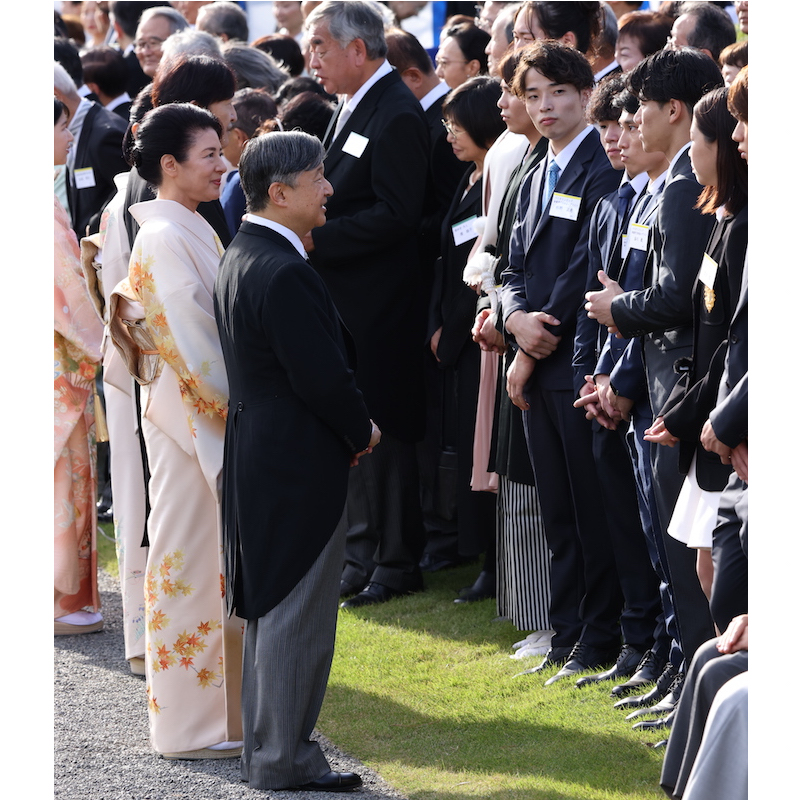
{"left": 549, "top": 192, "right": 581, "bottom": 221}
{"left": 628, "top": 222, "right": 649, "bottom": 251}
{"left": 698, "top": 252, "right": 718, "bottom": 288}
{"left": 451, "top": 215, "right": 478, "bottom": 247}
{"left": 621, "top": 234, "right": 630, "bottom": 260}
{"left": 342, "top": 132, "right": 369, "bottom": 158}
{"left": 74, "top": 167, "right": 96, "bottom": 189}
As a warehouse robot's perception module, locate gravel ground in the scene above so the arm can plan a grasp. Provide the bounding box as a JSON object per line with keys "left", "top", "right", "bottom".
{"left": 54, "top": 570, "right": 408, "bottom": 800}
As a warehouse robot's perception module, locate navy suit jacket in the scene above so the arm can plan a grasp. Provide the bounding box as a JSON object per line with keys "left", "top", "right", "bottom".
{"left": 501, "top": 128, "right": 622, "bottom": 392}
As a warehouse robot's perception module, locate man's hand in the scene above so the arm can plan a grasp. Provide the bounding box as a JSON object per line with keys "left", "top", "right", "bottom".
{"left": 644, "top": 416, "right": 679, "bottom": 447}
{"left": 505, "top": 310, "right": 561, "bottom": 360}
{"left": 506, "top": 350, "right": 535, "bottom": 410}
{"left": 731, "top": 440, "right": 748, "bottom": 483}
{"left": 351, "top": 421, "right": 382, "bottom": 466}
{"left": 472, "top": 309, "right": 505, "bottom": 353}
{"left": 594, "top": 374, "right": 623, "bottom": 422}
{"left": 609, "top": 390, "right": 633, "bottom": 422}
{"left": 574, "top": 376, "right": 617, "bottom": 429}
{"left": 585, "top": 270, "right": 623, "bottom": 328}
{"left": 717, "top": 613, "right": 748, "bottom": 653}
{"left": 700, "top": 418, "right": 733, "bottom": 463}
{"left": 430, "top": 326, "right": 442, "bottom": 362}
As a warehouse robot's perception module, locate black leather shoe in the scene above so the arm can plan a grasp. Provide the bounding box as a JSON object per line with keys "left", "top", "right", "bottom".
{"left": 340, "top": 582, "right": 416, "bottom": 609}
{"left": 339, "top": 580, "right": 363, "bottom": 598}
{"left": 453, "top": 570, "right": 496, "bottom": 603}
{"left": 576, "top": 644, "right": 645, "bottom": 688}
{"left": 544, "top": 642, "right": 619, "bottom": 686}
{"left": 632, "top": 709, "right": 675, "bottom": 731}
{"left": 419, "top": 553, "right": 463, "bottom": 572}
{"left": 513, "top": 646, "right": 573, "bottom": 677}
{"left": 295, "top": 771, "right": 363, "bottom": 792}
{"left": 611, "top": 649, "right": 666, "bottom": 697}
{"left": 625, "top": 673, "right": 684, "bottom": 720}
{"left": 613, "top": 661, "right": 678, "bottom": 710}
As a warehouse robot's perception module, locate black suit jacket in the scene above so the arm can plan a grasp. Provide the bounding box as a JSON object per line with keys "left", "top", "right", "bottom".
{"left": 214, "top": 222, "right": 372, "bottom": 619}
{"left": 501, "top": 128, "right": 622, "bottom": 392}
{"left": 67, "top": 101, "right": 129, "bottom": 237}
{"left": 310, "top": 69, "right": 430, "bottom": 441}
{"left": 610, "top": 149, "right": 716, "bottom": 413}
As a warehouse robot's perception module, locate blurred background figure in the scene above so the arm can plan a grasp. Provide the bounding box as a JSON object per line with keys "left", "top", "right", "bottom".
{"left": 436, "top": 20, "right": 490, "bottom": 89}
{"left": 134, "top": 5, "right": 189, "bottom": 78}
{"left": 719, "top": 40, "right": 747, "bottom": 86}
{"left": 221, "top": 39, "right": 288, "bottom": 92}
{"left": 80, "top": 1, "right": 112, "bottom": 51}
{"left": 170, "top": 1, "right": 214, "bottom": 27}
{"left": 615, "top": 10, "right": 672, "bottom": 73}
{"left": 196, "top": 0, "right": 249, "bottom": 42}
{"left": 81, "top": 45, "right": 131, "bottom": 119}
{"left": 252, "top": 32, "right": 306, "bottom": 77}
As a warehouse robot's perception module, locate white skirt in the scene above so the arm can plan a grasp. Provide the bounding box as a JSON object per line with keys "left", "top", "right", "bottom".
{"left": 667, "top": 454, "right": 722, "bottom": 549}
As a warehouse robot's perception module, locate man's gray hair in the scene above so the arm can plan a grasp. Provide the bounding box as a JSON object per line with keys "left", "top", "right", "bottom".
{"left": 222, "top": 41, "right": 289, "bottom": 94}
{"left": 161, "top": 29, "right": 223, "bottom": 64}
{"left": 305, "top": 0, "right": 388, "bottom": 60}
{"left": 239, "top": 131, "right": 325, "bottom": 212}
{"left": 197, "top": 1, "right": 249, "bottom": 42}
{"left": 138, "top": 6, "right": 190, "bottom": 37}
{"left": 54, "top": 60, "right": 80, "bottom": 101}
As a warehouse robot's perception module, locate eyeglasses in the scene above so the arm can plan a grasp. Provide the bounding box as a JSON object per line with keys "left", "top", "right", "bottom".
{"left": 441, "top": 120, "right": 464, "bottom": 139}
{"left": 435, "top": 57, "right": 467, "bottom": 69}
{"left": 134, "top": 37, "right": 165, "bottom": 52}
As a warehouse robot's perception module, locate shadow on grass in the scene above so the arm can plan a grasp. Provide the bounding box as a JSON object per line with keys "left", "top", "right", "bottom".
{"left": 321, "top": 683, "right": 663, "bottom": 799}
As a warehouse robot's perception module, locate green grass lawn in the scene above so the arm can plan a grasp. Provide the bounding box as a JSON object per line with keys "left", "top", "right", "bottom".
{"left": 97, "top": 527, "right": 665, "bottom": 799}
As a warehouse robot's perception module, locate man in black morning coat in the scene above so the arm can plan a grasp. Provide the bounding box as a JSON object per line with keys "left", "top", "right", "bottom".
{"left": 214, "top": 131, "right": 378, "bottom": 793}
{"left": 303, "top": 1, "right": 431, "bottom": 607}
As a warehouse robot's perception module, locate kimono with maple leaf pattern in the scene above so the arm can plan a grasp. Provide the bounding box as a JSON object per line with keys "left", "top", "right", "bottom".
{"left": 55, "top": 195, "right": 103, "bottom": 618}
{"left": 116, "top": 199, "right": 243, "bottom": 754}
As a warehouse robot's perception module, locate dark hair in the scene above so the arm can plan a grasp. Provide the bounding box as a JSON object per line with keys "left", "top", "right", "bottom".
{"left": 108, "top": 1, "right": 172, "bottom": 39}
{"left": 517, "top": 1, "right": 603, "bottom": 55}
{"left": 54, "top": 95, "right": 69, "bottom": 125}
{"left": 385, "top": 27, "right": 435, "bottom": 76}
{"left": 239, "top": 130, "right": 325, "bottom": 212}
{"left": 54, "top": 36, "right": 83, "bottom": 87}
{"left": 719, "top": 40, "right": 747, "bottom": 69}
{"left": 441, "top": 21, "right": 490, "bottom": 73}
{"left": 727, "top": 64, "right": 747, "bottom": 123}
{"left": 586, "top": 73, "right": 626, "bottom": 124}
{"left": 692, "top": 87, "right": 746, "bottom": 216}
{"left": 131, "top": 102, "right": 222, "bottom": 185}
{"left": 232, "top": 88, "right": 278, "bottom": 139}
{"left": 498, "top": 48, "right": 526, "bottom": 87}
{"left": 123, "top": 83, "right": 155, "bottom": 164}
{"left": 54, "top": 10, "right": 69, "bottom": 38}
{"left": 441, "top": 75, "right": 504, "bottom": 150}
{"left": 511, "top": 39, "right": 595, "bottom": 97}
{"left": 279, "top": 91, "right": 336, "bottom": 141}
{"left": 275, "top": 76, "right": 338, "bottom": 108}
{"left": 197, "top": 1, "right": 249, "bottom": 42}
{"left": 617, "top": 11, "right": 672, "bottom": 58}
{"left": 627, "top": 46, "right": 723, "bottom": 113}
{"left": 612, "top": 87, "right": 640, "bottom": 116}
{"left": 81, "top": 45, "right": 128, "bottom": 99}
{"left": 252, "top": 34, "right": 305, "bottom": 78}
{"left": 681, "top": 1, "right": 737, "bottom": 62}
{"left": 152, "top": 54, "right": 236, "bottom": 108}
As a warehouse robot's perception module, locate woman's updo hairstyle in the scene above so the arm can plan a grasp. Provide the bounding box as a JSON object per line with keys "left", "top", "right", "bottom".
{"left": 131, "top": 103, "right": 222, "bottom": 187}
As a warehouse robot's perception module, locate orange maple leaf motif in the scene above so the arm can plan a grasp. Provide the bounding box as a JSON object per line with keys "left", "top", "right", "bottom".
{"left": 179, "top": 656, "right": 194, "bottom": 670}
{"left": 220, "top": 574, "right": 225, "bottom": 598}
{"left": 149, "top": 608, "right": 168, "bottom": 631}
{"left": 152, "top": 312, "right": 168, "bottom": 328}
{"left": 197, "top": 621, "right": 212, "bottom": 636}
{"left": 147, "top": 689, "right": 161, "bottom": 714}
{"left": 197, "top": 668, "right": 215, "bottom": 688}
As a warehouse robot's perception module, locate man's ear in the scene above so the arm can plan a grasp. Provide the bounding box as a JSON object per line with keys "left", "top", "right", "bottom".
{"left": 268, "top": 181, "right": 289, "bottom": 207}
{"left": 560, "top": 30, "right": 578, "bottom": 49}
{"left": 350, "top": 37, "right": 368, "bottom": 67}
{"left": 668, "top": 97, "right": 688, "bottom": 125}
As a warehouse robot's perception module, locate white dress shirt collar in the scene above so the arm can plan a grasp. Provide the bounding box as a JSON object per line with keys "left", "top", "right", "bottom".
{"left": 244, "top": 214, "right": 307, "bottom": 259}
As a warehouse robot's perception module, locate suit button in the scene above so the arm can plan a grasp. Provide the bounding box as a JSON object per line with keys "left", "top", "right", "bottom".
{"left": 730, "top": 334, "right": 739, "bottom": 344}
{"left": 237, "top": 402, "right": 244, "bottom": 411}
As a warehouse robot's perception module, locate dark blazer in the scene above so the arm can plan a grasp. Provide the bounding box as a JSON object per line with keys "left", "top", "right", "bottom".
{"left": 310, "top": 69, "right": 430, "bottom": 442}
{"left": 661, "top": 208, "right": 748, "bottom": 489}
{"left": 610, "top": 149, "right": 716, "bottom": 413}
{"left": 214, "top": 222, "right": 372, "bottom": 620}
{"left": 501, "top": 128, "right": 622, "bottom": 391}
{"left": 429, "top": 166, "right": 483, "bottom": 367}
{"left": 67, "top": 100, "right": 129, "bottom": 237}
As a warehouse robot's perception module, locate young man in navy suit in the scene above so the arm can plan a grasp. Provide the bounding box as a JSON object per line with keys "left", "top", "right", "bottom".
{"left": 500, "top": 41, "right": 624, "bottom": 684}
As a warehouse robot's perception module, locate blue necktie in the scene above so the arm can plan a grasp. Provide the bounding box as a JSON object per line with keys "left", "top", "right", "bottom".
{"left": 542, "top": 160, "right": 560, "bottom": 209}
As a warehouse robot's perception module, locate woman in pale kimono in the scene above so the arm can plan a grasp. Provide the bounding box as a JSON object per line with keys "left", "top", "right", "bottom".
{"left": 109, "top": 103, "right": 243, "bottom": 760}
{"left": 55, "top": 97, "right": 105, "bottom": 635}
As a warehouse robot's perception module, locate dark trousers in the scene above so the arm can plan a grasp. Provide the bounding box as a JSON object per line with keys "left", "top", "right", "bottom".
{"left": 341, "top": 431, "right": 426, "bottom": 593}
{"left": 522, "top": 384, "right": 622, "bottom": 650}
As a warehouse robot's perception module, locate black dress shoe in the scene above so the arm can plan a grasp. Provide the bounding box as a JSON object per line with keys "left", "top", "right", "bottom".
{"left": 453, "top": 570, "right": 496, "bottom": 603}
{"left": 613, "top": 661, "right": 678, "bottom": 710}
{"left": 625, "top": 673, "right": 684, "bottom": 720}
{"left": 339, "top": 580, "right": 363, "bottom": 598}
{"left": 632, "top": 709, "right": 675, "bottom": 731}
{"left": 544, "top": 642, "right": 619, "bottom": 686}
{"left": 340, "top": 582, "right": 417, "bottom": 609}
{"left": 513, "top": 646, "right": 573, "bottom": 677}
{"left": 296, "top": 771, "right": 363, "bottom": 792}
{"left": 575, "top": 644, "right": 645, "bottom": 688}
{"left": 611, "top": 649, "right": 666, "bottom": 697}
{"left": 419, "top": 553, "right": 462, "bottom": 572}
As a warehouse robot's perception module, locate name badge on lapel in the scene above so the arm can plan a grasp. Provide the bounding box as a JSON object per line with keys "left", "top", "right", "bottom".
{"left": 549, "top": 192, "right": 581, "bottom": 221}
{"left": 628, "top": 222, "right": 649, "bottom": 251}
{"left": 621, "top": 234, "right": 630, "bottom": 260}
{"left": 699, "top": 252, "right": 719, "bottom": 312}
{"left": 74, "top": 167, "right": 96, "bottom": 189}
{"left": 342, "top": 132, "right": 369, "bottom": 159}
{"left": 451, "top": 215, "right": 478, "bottom": 247}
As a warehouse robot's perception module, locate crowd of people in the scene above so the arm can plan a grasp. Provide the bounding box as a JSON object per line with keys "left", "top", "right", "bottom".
{"left": 53, "top": 1, "right": 749, "bottom": 796}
